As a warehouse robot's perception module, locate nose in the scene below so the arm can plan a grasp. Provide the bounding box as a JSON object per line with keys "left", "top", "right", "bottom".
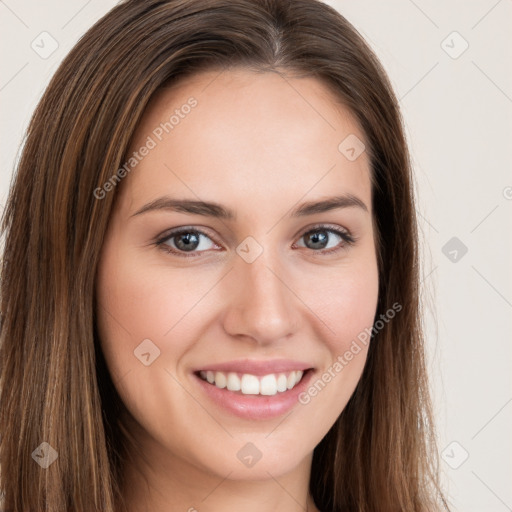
{"left": 222, "top": 248, "right": 302, "bottom": 346}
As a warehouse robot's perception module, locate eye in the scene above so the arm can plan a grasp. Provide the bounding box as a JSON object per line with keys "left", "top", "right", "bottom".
{"left": 294, "top": 225, "right": 355, "bottom": 255}
{"left": 156, "top": 224, "right": 356, "bottom": 259}
{"left": 156, "top": 228, "right": 219, "bottom": 258}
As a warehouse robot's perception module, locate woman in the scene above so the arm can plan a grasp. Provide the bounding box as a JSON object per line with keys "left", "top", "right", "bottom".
{"left": 0, "top": 0, "right": 449, "bottom": 510}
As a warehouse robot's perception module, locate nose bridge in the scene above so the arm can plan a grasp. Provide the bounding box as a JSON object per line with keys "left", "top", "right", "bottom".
{"left": 223, "top": 243, "right": 299, "bottom": 344}
{"left": 242, "top": 248, "right": 286, "bottom": 301}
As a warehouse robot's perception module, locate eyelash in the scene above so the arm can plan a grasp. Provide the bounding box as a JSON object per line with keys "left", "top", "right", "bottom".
{"left": 155, "top": 224, "right": 356, "bottom": 259}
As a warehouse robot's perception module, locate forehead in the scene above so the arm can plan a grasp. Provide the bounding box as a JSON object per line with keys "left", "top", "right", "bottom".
{"left": 119, "top": 68, "right": 372, "bottom": 216}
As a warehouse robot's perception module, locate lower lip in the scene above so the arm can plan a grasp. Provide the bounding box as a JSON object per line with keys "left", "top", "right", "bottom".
{"left": 193, "top": 370, "right": 314, "bottom": 420}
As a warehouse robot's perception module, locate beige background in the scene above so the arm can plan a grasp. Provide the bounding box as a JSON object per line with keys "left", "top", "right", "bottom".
{"left": 1, "top": 1, "right": 511, "bottom": 510}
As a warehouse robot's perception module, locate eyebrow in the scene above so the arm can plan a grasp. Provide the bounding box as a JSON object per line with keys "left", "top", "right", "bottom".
{"left": 131, "top": 193, "right": 368, "bottom": 219}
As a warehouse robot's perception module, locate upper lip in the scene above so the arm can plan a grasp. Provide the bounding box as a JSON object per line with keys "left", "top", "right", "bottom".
{"left": 194, "top": 359, "right": 314, "bottom": 376}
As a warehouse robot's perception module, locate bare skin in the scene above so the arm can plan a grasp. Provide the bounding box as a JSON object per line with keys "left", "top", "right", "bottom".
{"left": 95, "top": 68, "right": 379, "bottom": 512}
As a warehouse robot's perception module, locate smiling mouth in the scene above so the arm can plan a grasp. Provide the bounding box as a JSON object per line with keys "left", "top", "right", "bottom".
{"left": 196, "top": 369, "right": 310, "bottom": 396}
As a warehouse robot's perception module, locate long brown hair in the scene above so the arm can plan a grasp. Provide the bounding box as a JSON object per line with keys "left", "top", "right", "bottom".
{"left": 0, "top": 0, "right": 448, "bottom": 510}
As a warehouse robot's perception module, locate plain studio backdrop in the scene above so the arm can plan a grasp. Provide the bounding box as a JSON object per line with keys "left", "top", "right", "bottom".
{"left": 0, "top": 1, "right": 511, "bottom": 511}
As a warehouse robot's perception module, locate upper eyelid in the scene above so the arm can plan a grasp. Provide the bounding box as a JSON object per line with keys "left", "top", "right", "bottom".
{"left": 299, "top": 225, "right": 356, "bottom": 245}
{"left": 301, "top": 223, "right": 351, "bottom": 236}
{"left": 156, "top": 226, "right": 219, "bottom": 246}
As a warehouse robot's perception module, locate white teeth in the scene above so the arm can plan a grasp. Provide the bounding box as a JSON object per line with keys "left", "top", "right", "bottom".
{"left": 286, "top": 371, "right": 303, "bottom": 389}
{"left": 226, "top": 372, "right": 241, "bottom": 391}
{"left": 260, "top": 374, "right": 277, "bottom": 396}
{"left": 199, "top": 369, "right": 306, "bottom": 395}
{"left": 214, "top": 371, "right": 226, "bottom": 389}
{"left": 276, "top": 374, "right": 287, "bottom": 392}
{"left": 241, "top": 374, "right": 260, "bottom": 394}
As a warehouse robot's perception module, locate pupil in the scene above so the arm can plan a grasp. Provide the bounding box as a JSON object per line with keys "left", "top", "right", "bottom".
{"left": 176, "top": 232, "right": 199, "bottom": 251}
{"left": 307, "top": 231, "right": 327, "bottom": 249}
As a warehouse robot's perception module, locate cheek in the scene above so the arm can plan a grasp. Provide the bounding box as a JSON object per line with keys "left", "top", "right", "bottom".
{"left": 94, "top": 245, "right": 210, "bottom": 446}
{"left": 308, "top": 254, "right": 379, "bottom": 355}
{"left": 95, "top": 249, "right": 198, "bottom": 373}
{"left": 295, "top": 254, "right": 379, "bottom": 422}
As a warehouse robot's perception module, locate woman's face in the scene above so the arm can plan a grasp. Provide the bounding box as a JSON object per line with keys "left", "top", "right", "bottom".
{"left": 95, "top": 68, "right": 379, "bottom": 481}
